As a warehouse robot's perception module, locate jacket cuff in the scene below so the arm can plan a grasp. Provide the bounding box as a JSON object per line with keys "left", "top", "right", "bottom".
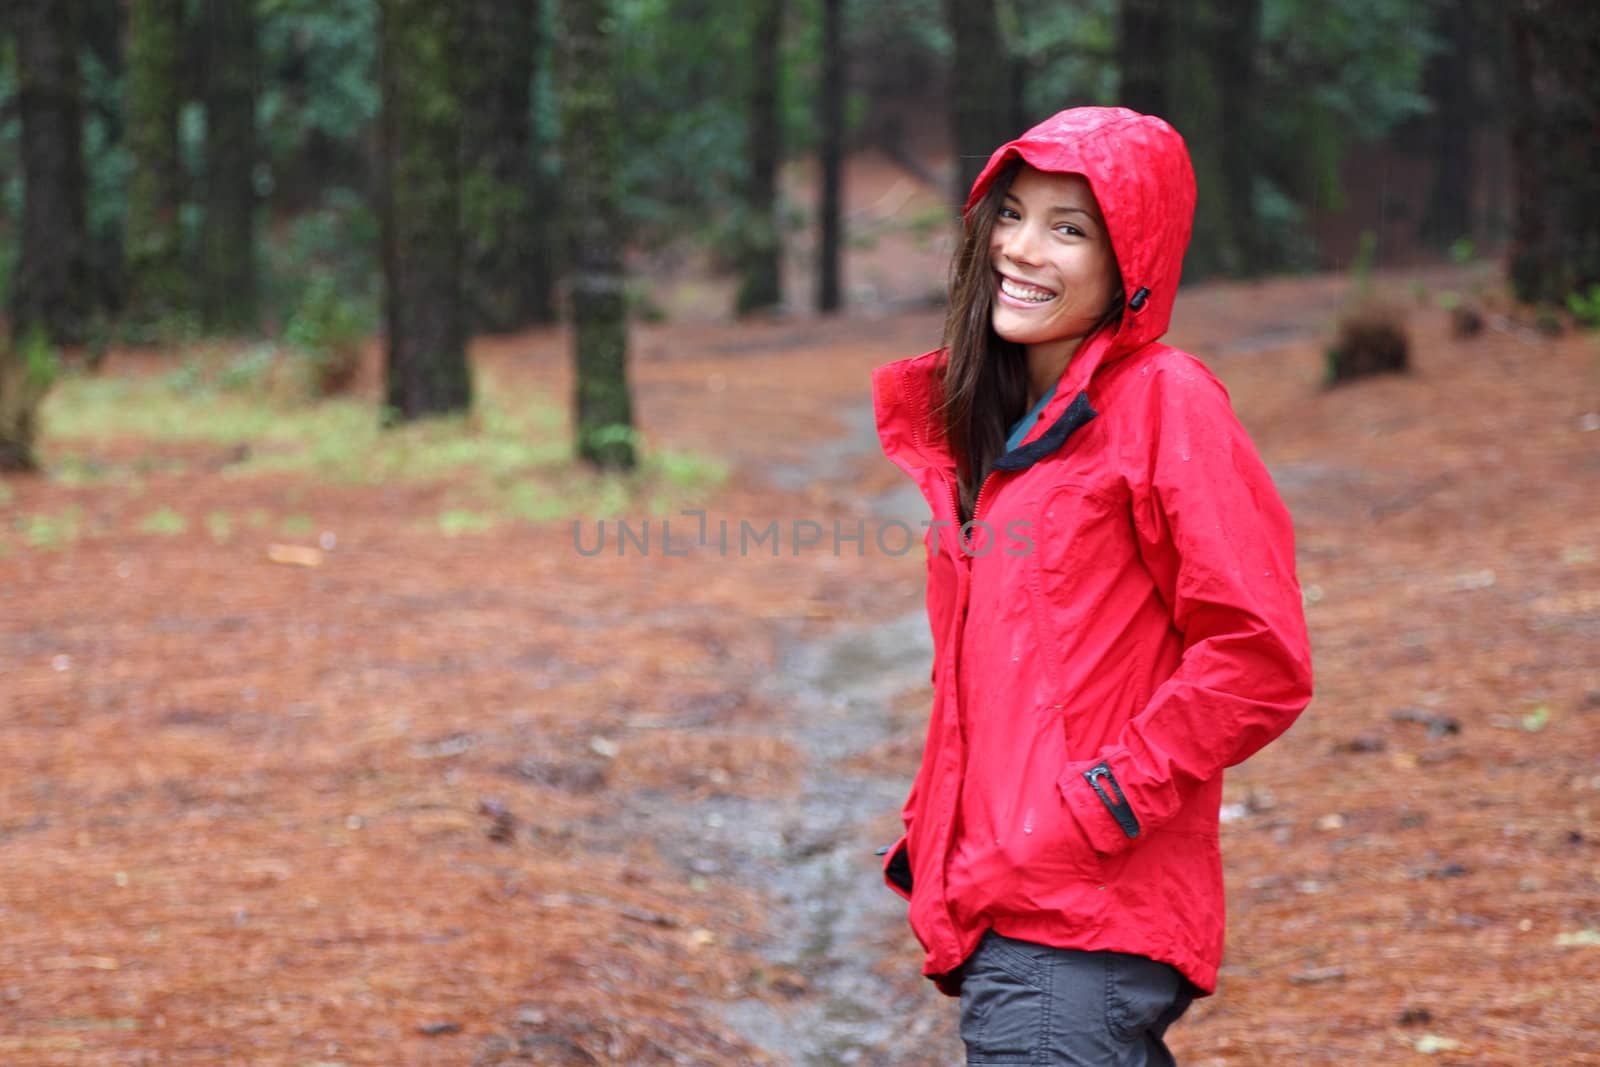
{"left": 1058, "top": 758, "right": 1143, "bottom": 857}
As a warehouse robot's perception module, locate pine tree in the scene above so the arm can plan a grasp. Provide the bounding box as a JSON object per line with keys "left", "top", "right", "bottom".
{"left": 199, "top": 0, "right": 259, "bottom": 332}
{"left": 560, "top": 0, "right": 635, "bottom": 468}
{"left": 378, "top": 0, "right": 472, "bottom": 421}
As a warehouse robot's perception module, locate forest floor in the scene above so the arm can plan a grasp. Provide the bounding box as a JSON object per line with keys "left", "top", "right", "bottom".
{"left": 3, "top": 151, "right": 1600, "bottom": 1066}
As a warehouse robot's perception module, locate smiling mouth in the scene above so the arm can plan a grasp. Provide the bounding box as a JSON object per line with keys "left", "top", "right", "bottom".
{"left": 998, "top": 275, "right": 1057, "bottom": 304}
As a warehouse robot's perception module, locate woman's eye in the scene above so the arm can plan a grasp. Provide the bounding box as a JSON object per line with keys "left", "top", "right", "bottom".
{"left": 1056, "top": 224, "right": 1083, "bottom": 237}
{"left": 998, "top": 207, "right": 1020, "bottom": 221}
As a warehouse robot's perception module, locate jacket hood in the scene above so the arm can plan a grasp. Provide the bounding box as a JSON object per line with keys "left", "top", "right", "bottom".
{"left": 873, "top": 107, "right": 1196, "bottom": 477}
{"left": 964, "top": 106, "right": 1196, "bottom": 394}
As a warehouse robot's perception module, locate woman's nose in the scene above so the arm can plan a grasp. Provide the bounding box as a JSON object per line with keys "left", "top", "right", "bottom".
{"left": 998, "top": 221, "right": 1042, "bottom": 266}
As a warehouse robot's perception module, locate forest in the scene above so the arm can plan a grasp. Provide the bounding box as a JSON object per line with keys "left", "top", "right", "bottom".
{"left": 1, "top": 0, "right": 1594, "bottom": 464}
{"left": 1, "top": 1, "right": 1598, "bottom": 1064}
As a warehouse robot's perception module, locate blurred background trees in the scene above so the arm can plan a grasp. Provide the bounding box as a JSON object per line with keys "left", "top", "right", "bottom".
{"left": 0, "top": 0, "right": 1596, "bottom": 466}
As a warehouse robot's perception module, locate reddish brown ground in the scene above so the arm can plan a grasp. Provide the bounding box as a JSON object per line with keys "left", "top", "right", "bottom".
{"left": 3, "top": 151, "right": 1598, "bottom": 1065}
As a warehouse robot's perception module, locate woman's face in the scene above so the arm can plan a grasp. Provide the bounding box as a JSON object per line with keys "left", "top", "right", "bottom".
{"left": 989, "top": 165, "right": 1119, "bottom": 357}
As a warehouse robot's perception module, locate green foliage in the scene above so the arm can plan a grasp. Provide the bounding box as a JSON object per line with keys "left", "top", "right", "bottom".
{"left": 256, "top": 0, "right": 381, "bottom": 199}
{"left": 137, "top": 506, "right": 188, "bottom": 535}
{"left": 1003, "top": 0, "right": 1120, "bottom": 118}
{"left": 20, "top": 508, "right": 85, "bottom": 549}
{"left": 437, "top": 508, "right": 496, "bottom": 535}
{"left": 611, "top": 1, "right": 750, "bottom": 244}
{"left": 1, "top": 327, "right": 59, "bottom": 470}
{"left": 265, "top": 186, "right": 381, "bottom": 329}
{"left": 1255, "top": 0, "right": 1435, "bottom": 267}
{"left": 218, "top": 345, "right": 281, "bottom": 393}
{"left": 611, "top": 0, "right": 844, "bottom": 249}
{"left": 1564, "top": 284, "right": 1600, "bottom": 330}
{"left": 159, "top": 342, "right": 284, "bottom": 397}
{"left": 283, "top": 272, "right": 373, "bottom": 395}
{"left": 20, "top": 327, "right": 62, "bottom": 394}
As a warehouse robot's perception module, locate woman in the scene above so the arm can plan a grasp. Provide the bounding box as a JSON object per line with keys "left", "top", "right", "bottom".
{"left": 872, "top": 107, "right": 1313, "bottom": 1064}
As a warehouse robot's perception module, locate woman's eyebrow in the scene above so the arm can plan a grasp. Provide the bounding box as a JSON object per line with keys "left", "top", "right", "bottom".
{"left": 1001, "top": 194, "right": 1096, "bottom": 218}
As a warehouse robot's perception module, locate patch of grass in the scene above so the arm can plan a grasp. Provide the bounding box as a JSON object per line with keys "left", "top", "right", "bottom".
{"left": 279, "top": 514, "right": 315, "bottom": 537}
{"left": 206, "top": 511, "right": 233, "bottom": 544}
{"left": 0, "top": 481, "right": 12, "bottom": 507}
{"left": 503, "top": 483, "right": 569, "bottom": 523}
{"left": 137, "top": 507, "right": 188, "bottom": 536}
{"left": 1566, "top": 283, "right": 1600, "bottom": 330}
{"left": 652, "top": 448, "right": 730, "bottom": 491}
{"left": 19, "top": 508, "right": 84, "bottom": 550}
{"left": 437, "top": 509, "right": 497, "bottom": 536}
{"left": 50, "top": 454, "right": 116, "bottom": 487}
{"left": 43, "top": 373, "right": 285, "bottom": 444}
{"left": 40, "top": 367, "right": 731, "bottom": 531}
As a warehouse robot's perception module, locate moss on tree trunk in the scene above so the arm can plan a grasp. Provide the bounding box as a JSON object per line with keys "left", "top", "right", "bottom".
{"left": 378, "top": 0, "right": 472, "bottom": 423}
{"left": 560, "top": 0, "right": 635, "bottom": 470}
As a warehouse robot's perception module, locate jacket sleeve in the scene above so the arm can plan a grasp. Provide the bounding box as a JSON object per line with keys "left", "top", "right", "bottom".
{"left": 1057, "top": 360, "right": 1313, "bottom": 857}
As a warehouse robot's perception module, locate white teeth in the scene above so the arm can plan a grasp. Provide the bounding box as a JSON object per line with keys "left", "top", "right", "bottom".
{"left": 1000, "top": 277, "right": 1055, "bottom": 302}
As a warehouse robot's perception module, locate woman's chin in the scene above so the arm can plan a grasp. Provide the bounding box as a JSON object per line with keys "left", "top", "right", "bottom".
{"left": 992, "top": 309, "right": 1052, "bottom": 346}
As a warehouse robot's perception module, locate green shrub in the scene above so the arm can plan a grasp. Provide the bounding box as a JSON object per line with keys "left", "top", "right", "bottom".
{"left": 284, "top": 272, "right": 372, "bottom": 396}
{"left": 1564, "top": 283, "right": 1600, "bottom": 330}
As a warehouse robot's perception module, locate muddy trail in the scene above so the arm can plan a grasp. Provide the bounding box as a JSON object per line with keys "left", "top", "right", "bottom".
{"left": 642, "top": 400, "right": 958, "bottom": 1065}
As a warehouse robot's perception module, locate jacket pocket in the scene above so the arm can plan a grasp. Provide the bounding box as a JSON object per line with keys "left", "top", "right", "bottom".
{"left": 988, "top": 732, "right": 1103, "bottom": 888}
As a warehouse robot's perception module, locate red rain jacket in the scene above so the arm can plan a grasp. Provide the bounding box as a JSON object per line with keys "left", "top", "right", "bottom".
{"left": 872, "top": 108, "right": 1313, "bottom": 996}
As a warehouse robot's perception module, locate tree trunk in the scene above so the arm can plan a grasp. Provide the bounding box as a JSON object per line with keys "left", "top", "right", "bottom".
{"left": 1506, "top": 0, "right": 1600, "bottom": 305}
{"left": 199, "top": 0, "right": 259, "bottom": 333}
{"left": 8, "top": 0, "right": 92, "bottom": 346}
{"left": 1418, "top": 0, "right": 1477, "bottom": 248}
{"left": 1213, "top": 0, "right": 1262, "bottom": 275}
{"left": 946, "top": 0, "right": 1012, "bottom": 208}
{"left": 379, "top": 0, "right": 472, "bottom": 422}
{"left": 560, "top": 0, "right": 634, "bottom": 469}
{"left": 460, "top": 0, "right": 554, "bottom": 331}
{"left": 125, "top": 0, "right": 186, "bottom": 326}
{"left": 81, "top": 0, "right": 127, "bottom": 320}
{"left": 737, "top": 0, "right": 785, "bottom": 316}
{"left": 815, "top": 0, "right": 844, "bottom": 313}
{"left": 1119, "top": 0, "right": 1171, "bottom": 120}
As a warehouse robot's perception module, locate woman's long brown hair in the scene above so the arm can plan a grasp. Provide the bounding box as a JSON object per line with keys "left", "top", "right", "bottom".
{"left": 939, "top": 159, "right": 1124, "bottom": 523}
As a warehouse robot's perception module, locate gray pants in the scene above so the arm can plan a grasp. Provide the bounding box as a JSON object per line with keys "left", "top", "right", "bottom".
{"left": 958, "top": 931, "right": 1195, "bottom": 1066}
